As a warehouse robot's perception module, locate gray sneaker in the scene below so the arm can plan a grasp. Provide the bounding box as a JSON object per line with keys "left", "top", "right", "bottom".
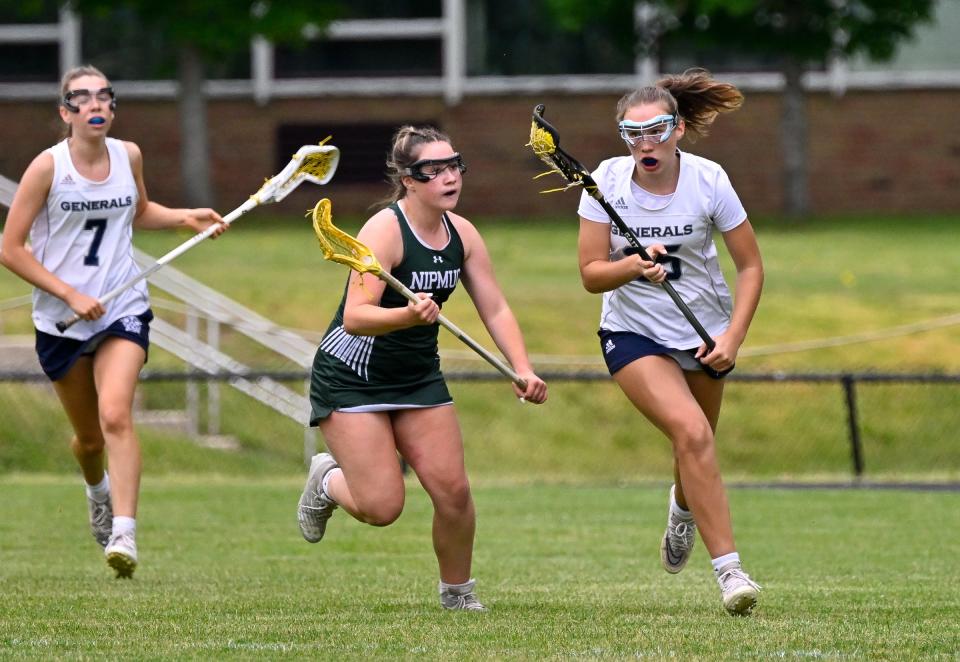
{"left": 87, "top": 493, "right": 113, "bottom": 549}
{"left": 105, "top": 532, "right": 138, "bottom": 579}
{"left": 660, "top": 485, "right": 696, "bottom": 573}
{"left": 716, "top": 562, "right": 761, "bottom": 616}
{"left": 439, "top": 579, "right": 488, "bottom": 611}
{"left": 297, "top": 452, "right": 339, "bottom": 543}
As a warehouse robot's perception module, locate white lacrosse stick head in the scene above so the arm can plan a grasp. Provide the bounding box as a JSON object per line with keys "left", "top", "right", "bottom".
{"left": 257, "top": 143, "right": 341, "bottom": 204}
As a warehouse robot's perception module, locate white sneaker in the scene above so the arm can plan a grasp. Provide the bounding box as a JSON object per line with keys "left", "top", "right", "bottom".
{"left": 87, "top": 493, "right": 113, "bottom": 549}
{"left": 660, "top": 485, "right": 696, "bottom": 573}
{"left": 716, "top": 563, "right": 761, "bottom": 616}
{"left": 297, "top": 452, "right": 339, "bottom": 543}
{"left": 105, "top": 532, "right": 138, "bottom": 579}
{"left": 439, "top": 579, "right": 488, "bottom": 611}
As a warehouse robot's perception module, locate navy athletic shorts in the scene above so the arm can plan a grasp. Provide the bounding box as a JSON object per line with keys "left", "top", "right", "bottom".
{"left": 35, "top": 309, "right": 154, "bottom": 381}
{"left": 598, "top": 328, "right": 728, "bottom": 379}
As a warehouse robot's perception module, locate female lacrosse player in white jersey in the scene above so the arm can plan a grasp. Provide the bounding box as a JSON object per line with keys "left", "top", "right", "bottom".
{"left": 0, "top": 65, "right": 225, "bottom": 578}
{"left": 577, "top": 69, "right": 764, "bottom": 615}
{"left": 297, "top": 125, "right": 547, "bottom": 611}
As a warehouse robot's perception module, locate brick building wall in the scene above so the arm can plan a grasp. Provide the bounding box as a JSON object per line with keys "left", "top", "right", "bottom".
{"left": 2, "top": 89, "right": 958, "bottom": 219}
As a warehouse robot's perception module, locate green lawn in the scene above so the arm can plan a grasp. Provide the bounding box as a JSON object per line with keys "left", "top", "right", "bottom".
{"left": 0, "top": 477, "right": 957, "bottom": 659}
{"left": 3, "top": 190, "right": 958, "bottom": 659}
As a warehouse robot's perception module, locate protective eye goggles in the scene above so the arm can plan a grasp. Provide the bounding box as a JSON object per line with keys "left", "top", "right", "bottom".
{"left": 403, "top": 154, "right": 467, "bottom": 182}
{"left": 63, "top": 87, "right": 116, "bottom": 113}
{"left": 618, "top": 114, "right": 678, "bottom": 146}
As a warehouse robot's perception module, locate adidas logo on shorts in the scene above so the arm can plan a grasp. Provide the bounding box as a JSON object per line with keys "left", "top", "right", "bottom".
{"left": 604, "top": 339, "right": 616, "bottom": 354}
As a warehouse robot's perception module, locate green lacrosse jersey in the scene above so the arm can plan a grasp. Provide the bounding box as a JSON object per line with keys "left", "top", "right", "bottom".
{"left": 309, "top": 202, "right": 465, "bottom": 424}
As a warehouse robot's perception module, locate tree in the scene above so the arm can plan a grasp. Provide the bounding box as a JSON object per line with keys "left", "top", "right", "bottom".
{"left": 674, "top": 0, "right": 936, "bottom": 217}
{"left": 543, "top": 0, "right": 937, "bottom": 217}
{"left": 69, "top": 1, "right": 343, "bottom": 207}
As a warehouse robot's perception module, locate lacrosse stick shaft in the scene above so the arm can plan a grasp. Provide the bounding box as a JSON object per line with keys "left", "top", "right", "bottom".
{"left": 54, "top": 197, "right": 258, "bottom": 332}
{"left": 377, "top": 270, "right": 528, "bottom": 390}
{"left": 589, "top": 191, "right": 716, "bottom": 351}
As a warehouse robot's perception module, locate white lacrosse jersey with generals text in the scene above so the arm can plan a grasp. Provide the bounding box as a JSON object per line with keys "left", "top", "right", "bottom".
{"left": 30, "top": 137, "right": 147, "bottom": 339}
{"left": 577, "top": 151, "right": 747, "bottom": 349}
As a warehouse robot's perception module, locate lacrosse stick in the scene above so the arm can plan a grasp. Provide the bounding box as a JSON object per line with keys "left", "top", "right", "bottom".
{"left": 56, "top": 141, "right": 341, "bottom": 332}
{"left": 528, "top": 105, "right": 730, "bottom": 377}
{"left": 310, "top": 198, "right": 528, "bottom": 390}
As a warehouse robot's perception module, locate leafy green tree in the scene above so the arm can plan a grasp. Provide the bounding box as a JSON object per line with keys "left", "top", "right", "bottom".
{"left": 69, "top": 0, "right": 343, "bottom": 206}
{"left": 544, "top": 0, "right": 936, "bottom": 217}
{"left": 676, "top": 0, "right": 936, "bottom": 216}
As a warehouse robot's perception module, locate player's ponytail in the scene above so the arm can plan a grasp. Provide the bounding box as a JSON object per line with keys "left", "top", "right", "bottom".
{"left": 617, "top": 68, "right": 743, "bottom": 141}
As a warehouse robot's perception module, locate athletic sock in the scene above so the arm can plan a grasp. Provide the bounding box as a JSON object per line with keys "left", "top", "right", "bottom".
{"left": 321, "top": 467, "right": 342, "bottom": 504}
{"left": 85, "top": 473, "right": 110, "bottom": 503}
{"left": 712, "top": 552, "right": 741, "bottom": 574}
{"left": 112, "top": 516, "right": 136, "bottom": 538}
{"left": 670, "top": 486, "right": 693, "bottom": 520}
{"left": 439, "top": 578, "right": 475, "bottom": 594}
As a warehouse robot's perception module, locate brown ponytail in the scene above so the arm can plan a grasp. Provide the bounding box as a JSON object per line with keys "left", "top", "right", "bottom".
{"left": 616, "top": 68, "right": 743, "bottom": 141}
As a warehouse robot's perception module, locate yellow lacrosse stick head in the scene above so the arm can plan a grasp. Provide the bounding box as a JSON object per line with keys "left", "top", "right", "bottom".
{"left": 528, "top": 121, "right": 575, "bottom": 192}
{"left": 528, "top": 120, "right": 557, "bottom": 160}
{"left": 310, "top": 199, "right": 383, "bottom": 275}
{"left": 526, "top": 104, "right": 596, "bottom": 194}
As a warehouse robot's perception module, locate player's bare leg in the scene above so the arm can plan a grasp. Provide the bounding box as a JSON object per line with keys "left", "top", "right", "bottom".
{"left": 93, "top": 338, "right": 145, "bottom": 578}
{"left": 614, "top": 355, "right": 759, "bottom": 614}
{"left": 53, "top": 357, "right": 112, "bottom": 548}
{"left": 394, "top": 406, "right": 486, "bottom": 611}
{"left": 318, "top": 411, "right": 406, "bottom": 526}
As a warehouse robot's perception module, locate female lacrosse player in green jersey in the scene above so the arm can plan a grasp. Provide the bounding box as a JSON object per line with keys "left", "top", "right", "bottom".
{"left": 577, "top": 69, "right": 764, "bottom": 615}
{"left": 298, "top": 125, "right": 547, "bottom": 611}
{"left": 0, "top": 65, "right": 225, "bottom": 578}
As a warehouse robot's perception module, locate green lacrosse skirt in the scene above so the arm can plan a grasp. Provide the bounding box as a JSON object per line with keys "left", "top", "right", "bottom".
{"left": 309, "top": 347, "right": 452, "bottom": 425}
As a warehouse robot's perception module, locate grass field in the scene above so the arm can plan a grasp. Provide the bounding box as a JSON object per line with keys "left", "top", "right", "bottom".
{"left": 1, "top": 214, "right": 959, "bottom": 659}
{"left": 1, "top": 477, "right": 957, "bottom": 659}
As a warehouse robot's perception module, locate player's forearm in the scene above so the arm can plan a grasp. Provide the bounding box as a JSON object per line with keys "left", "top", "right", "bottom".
{"left": 482, "top": 308, "right": 534, "bottom": 374}
{"left": 342, "top": 304, "right": 423, "bottom": 336}
{"left": 580, "top": 258, "right": 639, "bottom": 293}
{"left": 727, "top": 265, "right": 764, "bottom": 346}
{"left": 0, "top": 246, "right": 75, "bottom": 301}
{"left": 133, "top": 202, "right": 191, "bottom": 230}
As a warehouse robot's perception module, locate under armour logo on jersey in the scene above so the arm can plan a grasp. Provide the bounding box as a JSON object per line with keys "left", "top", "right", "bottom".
{"left": 120, "top": 316, "right": 143, "bottom": 335}
{"left": 604, "top": 339, "right": 616, "bottom": 354}
{"left": 613, "top": 196, "right": 628, "bottom": 210}
{"left": 433, "top": 255, "right": 443, "bottom": 264}
{"left": 60, "top": 173, "right": 76, "bottom": 186}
